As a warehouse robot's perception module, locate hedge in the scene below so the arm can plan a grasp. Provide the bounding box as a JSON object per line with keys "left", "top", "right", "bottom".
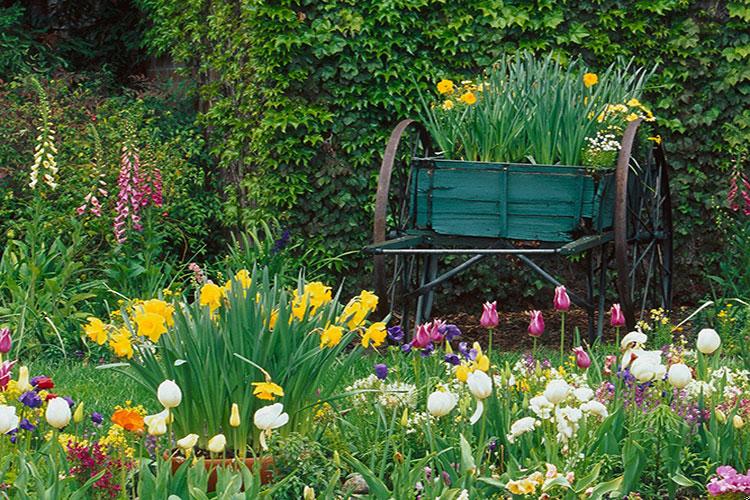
{"left": 138, "top": 0, "right": 750, "bottom": 298}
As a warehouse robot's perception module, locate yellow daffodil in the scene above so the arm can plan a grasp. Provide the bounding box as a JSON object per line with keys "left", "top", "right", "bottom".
{"left": 583, "top": 72, "right": 598, "bottom": 88}
{"left": 138, "top": 299, "right": 175, "bottom": 328}
{"left": 133, "top": 310, "right": 167, "bottom": 343}
{"left": 442, "top": 99, "right": 454, "bottom": 110}
{"left": 110, "top": 328, "right": 134, "bottom": 359}
{"left": 358, "top": 290, "right": 378, "bottom": 311}
{"left": 84, "top": 317, "right": 108, "bottom": 345}
{"left": 292, "top": 282, "right": 332, "bottom": 319}
{"left": 320, "top": 324, "right": 344, "bottom": 349}
{"left": 437, "top": 79, "right": 454, "bottom": 94}
{"left": 224, "top": 269, "right": 252, "bottom": 293}
{"left": 460, "top": 92, "right": 477, "bottom": 105}
{"left": 200, "top": 283, "right": 224, "bottom": 313}
{"left": 627, "top": 98, "right": 641, "bottom": 107}
{"left": 454, "top": 342, "right": 490, "bottom": 382}
{"left": 625, "top": 113, "right": 639, "bottom": 122}
{"left": 361, "top": 322, "right": 387, "bottom": 349}
{"left": 252, "top": 381, "right": 284, "bottom": 401}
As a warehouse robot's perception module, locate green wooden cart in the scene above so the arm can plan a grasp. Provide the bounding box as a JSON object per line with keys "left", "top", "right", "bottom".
{"left": 365, "top": 119, "right": 673, "bottom": 342}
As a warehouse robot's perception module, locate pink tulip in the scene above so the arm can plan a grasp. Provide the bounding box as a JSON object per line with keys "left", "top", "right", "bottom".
{"left": 553, "top": 286, "right": 571, "bottom": 312}
{"left": 0, "top": 360, "right": 15, "bottom": 389}
{"left": 527, "top": 310, "right": 545, "bottom": 337}
{"left": 610, "top": 304, "right": 625, "bottom": 327}
{"left": 480, "top": 301, "right": 499, "bottom": 328}
{"left": 0, "top": 328, "right": 10, "bottom": 354}
{"left": 412, "top": 323, "right": 432, "bottom": 349}
{"left": 572, "top": 347, "right": 591, "bottom": 369}
{"left": 603, "top": 355, "right": 617, "bottom": 375}
{"left": 428, "top": 320, "right": 445, "bottom": 343}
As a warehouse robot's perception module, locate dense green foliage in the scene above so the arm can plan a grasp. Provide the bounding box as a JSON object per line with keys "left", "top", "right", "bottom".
{"left": 138, "top": 0, "right": 750, "bottom": 296}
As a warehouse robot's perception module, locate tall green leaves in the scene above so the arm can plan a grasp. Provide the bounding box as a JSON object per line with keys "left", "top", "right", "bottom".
{"left": 418, "top": 53, "right": 653, "bottom": 166}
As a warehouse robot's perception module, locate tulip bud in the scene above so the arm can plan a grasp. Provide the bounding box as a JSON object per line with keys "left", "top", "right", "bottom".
{"left": 400, "top": 407, "right": 409, "bottom": 427}
{"left": 553, "top": 286, "right": 571, "bottom": 312}
{"left": 572, "top": 347, "right": 591, "bottom": 369}
{"left": 480, "top": 301, "right": 499, "bottom": 328}
{"left": 527, "top": 310, "right": 544, "bottom": 337}
{"left": 667, "top": 363, "right": 692, "bottom": 389}
{"left": 467, "top": 370, "right": 492, "bottom": 400}
{"left": 207, "top": 433, "right": 226, "bottom": 453}
{"left": 333, "top": 450, "right": 341, "bottom": 467}
{"left": 393, "top": 451, "right": 404, "bottom": 464}
{"left": 45, "top": 397, "right": 72, "bottom": 429}
{"left": 0, "top": 328, "right": 11, "bottom": 354}
{"left": 696, "top": 328, "right": 721, "bottom": 355}
{"left": 610, "top": 304, "right": 625, "bottom": 327}
{"left": 734, "top": 415, "right": 745, "bottom": 429}
{"left": 716, "top": 409, "right": 727, "bottom": 424}
{"left": 177, "top": 433, "right": 199, "bottom": 451}
{"left": 73, "top": 402, "right": 85, "bottom": 424}
{"left": 230, "top": 403, "right": 241, "bottom": 428}
{"left": 17, "top": 366, "right": 32, "bottom": 392}
{"left": 157, "top": 380, "right": 182, "bottom": 409}
{"left": 427, "top": 390, "right": 457, "bottom": 417}
{"left": 303, "top": 486, "right": 315, "bottom": 500}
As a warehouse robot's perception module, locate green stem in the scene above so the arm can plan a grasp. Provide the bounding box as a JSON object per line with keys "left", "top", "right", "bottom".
{"left": 559, "top": 313, "right": 566, "bottom": 366}
{"left": 488, "top": 328, "right": 494, "bottom": 361}
{"left": 615, "top": 326, "right": 620, "bottom": 351}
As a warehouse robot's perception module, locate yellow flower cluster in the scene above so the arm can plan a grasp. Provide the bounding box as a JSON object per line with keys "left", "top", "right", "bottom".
{"left": 506, "top": 471, "right": 544, "bottom": 495}
{"left": 595, "top": 98, "right": 655, "bottom": 124}
{"left": 436, "top": 79, "right": 481, "bottom": 111}
{"left": 455, "top": 342, "right": 490, "bottom": 382}
{"left": 99, "top": 424, "right": 135, "bottom": 458}
{"left": 83, "top": 297, "right": 176, "bottom": 359}
{"left": 292, "top": 282, "right": 333, "bottom": 320}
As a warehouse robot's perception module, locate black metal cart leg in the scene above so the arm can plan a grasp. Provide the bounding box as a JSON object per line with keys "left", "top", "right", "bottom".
{"left": 596, "top": 245, "right": 609, "bottom": 342}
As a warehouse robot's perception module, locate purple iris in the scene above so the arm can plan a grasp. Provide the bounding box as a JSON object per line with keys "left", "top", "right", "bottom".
{"left": 444, "top": 353, "right": 460, "bottom": 365}
{"left": 440, "top": 324, "right": 461, "bottom": 341}
{"left": 387, "top": 326, "right": 404, "bottom": 342}
{"left": 91, "top": 412, "right": 103, "bottom": 425}
{"left": 19, "top": 418, "right": 35, "bottom": 432}
{"left": 374, "top": 363, "right": 388, "bottom": 380}
{"left": 401, "top": 343, "right": 412, "bottom": 354}
{"left": 19, "top": 391, "right": 42, "bottom": 409}
{"left": 62, "top": 396, "right": 75, "bottom": 408}
{"left": 420, "top": 343, "right": 434, "bottom": 357}
{"left": 272, "top": 229, "right": 291, "bottom": 253}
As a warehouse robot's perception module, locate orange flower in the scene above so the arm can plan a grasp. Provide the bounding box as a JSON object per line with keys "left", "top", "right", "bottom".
{"left": 112, "top": 408, "right": 145, "bottom": 433}
{"left": 460, "top": 92, "right": 477, "bottom": 105}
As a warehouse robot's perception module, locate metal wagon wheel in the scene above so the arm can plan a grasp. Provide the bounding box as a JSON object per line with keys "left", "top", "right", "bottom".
{"left": 614, "top": 120, "right": 674, "bottom": 330}
{"left": 373, "top": 119, "right": 433, "bottom": 333}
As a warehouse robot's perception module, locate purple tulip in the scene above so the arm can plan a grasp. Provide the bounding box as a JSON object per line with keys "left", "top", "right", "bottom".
{"left": 479, "top": 301, "right": 499, "bottom": 328}
{"left": 553, "top": 286, "right": 571, "bottom": 312}
{"left": 573, "top": 346, "right": 591, "bottom": 369}
{"left": 0, "top": 328, "right": 11, "bottom": 354}
{"left": 610, "top": 304, "right": 626, "bottom": 327}
{"left": 62, "top": 396, "right": 75, "bottom": 408}
{"left": 374, "top": 363, "right": 388, "bottom": 380}
{"left": 527, "top": 310, "right": 545, "bottom": 337}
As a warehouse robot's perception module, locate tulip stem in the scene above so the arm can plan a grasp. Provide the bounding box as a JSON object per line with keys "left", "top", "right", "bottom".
{"left": 559, "top": 313, "right": 566, "bottom": 366}
{"left": 615, "top": 327, "right": 620, "bottom": 351}
{"left": 488, "top": 328, "right": 494, "bottom": 361}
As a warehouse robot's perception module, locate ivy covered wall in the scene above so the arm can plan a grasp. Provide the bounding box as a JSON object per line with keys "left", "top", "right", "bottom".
{"left": 138, "top": 0, "right": 750, "bottom": 298}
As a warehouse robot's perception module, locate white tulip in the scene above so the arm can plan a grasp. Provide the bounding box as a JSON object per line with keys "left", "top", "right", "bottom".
{"left": 207, "top": 433, "right": 226, "bottom": 453}
{"left": 667, "top": 363, "right": 692, "bottom": 389}
{"left": 45, "top": 397, "right": 72, "bottom": 429}
{"left": 697, "top": 328, "right": 721, "bottom": 355}
{"left": 620, "top": 331, "right": 648, "bottom": 351}
{"left": 176, "top": 433, "right": 199, "bottom": 450}
{"left": 573, "top": 387, "right": 594, "bottom": 402}
{"left": 543, "top": 379, "right": 571, "bottom": 405}
{"left": 629, "top": 350, "right": 665, "bottom": 383}
{"left": 506, "top": 416, "right": 539, "bottom": 443}
{"left": 144, "top": 409, "right": 170, "bottom": 436}
{"left": 0, "top": 405, "right": 19, "bottom": 434}
{"left": 580, "top": 400, "right": 609, "bottom": 419}
{"left": 157, "top": 380, "right": 182, "bottom": 409}
{"left": 254, "top": 403, "right": 289, "bottom": 431}
{"left": 427, "top": 390, "right": 457, "bottom": 417}
{"left": 466, "top": 371, "right": 492, "bottom": 400}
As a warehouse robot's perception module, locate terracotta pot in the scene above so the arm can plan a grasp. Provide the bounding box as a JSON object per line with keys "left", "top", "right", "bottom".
{"left": 170, "top": 454, "right": 275, "bottom": 491}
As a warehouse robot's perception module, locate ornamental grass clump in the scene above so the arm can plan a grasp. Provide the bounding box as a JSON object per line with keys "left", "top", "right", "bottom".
{"left": 419, "top": 52, "right": 655, "bottom": 167}
{"left": 98, "top": 267, "right": 382, "bottom": 456}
